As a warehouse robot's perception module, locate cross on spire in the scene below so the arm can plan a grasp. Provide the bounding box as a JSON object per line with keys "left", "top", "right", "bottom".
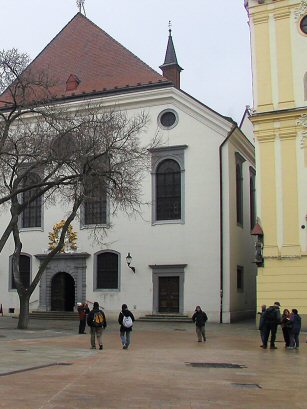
{"left": 76, "top": 0, "right": 86, "bottom": 16}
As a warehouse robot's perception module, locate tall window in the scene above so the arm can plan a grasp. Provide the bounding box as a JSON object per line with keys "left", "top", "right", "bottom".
{"left": 235, "top": 153, "right": 245, "bottom": 226}
{"left": 84, "top": 176, "right": 107, "bottom": 226}
{"left": 249, "top": 168, "right": 256, "bottom": 230}
{"left": 11, "top": 254, "right": 31, "bottom": 289}
{"left": 96, "top": 252, "right": 118, "bottom": 289}
{"left": 237, "top": 265, "right": 244, "bottom": 291}
{"left": 21, "top": 173, "right": 42, "bottom": 228}
{"left": 156, "top": 159, "right": 181, "bottom": 221}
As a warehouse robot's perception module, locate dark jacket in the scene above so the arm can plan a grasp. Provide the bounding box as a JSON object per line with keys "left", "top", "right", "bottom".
{"left": 290, "top": 313, "right": 301, "bottom": 333}
{"left": 263, "top": 306, "right": 281, "bottom": 325}
{"left": 87, "top": 307, "right": 107, "bottom": 328}
{"left": 118, "top": 309, "right": 135, "bottom": 332}
{"left": 192, "top": 310, "right": 208, "bottom": 327}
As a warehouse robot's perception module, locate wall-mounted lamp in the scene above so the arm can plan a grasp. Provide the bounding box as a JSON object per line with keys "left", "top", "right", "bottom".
{"left": 126, "top": 252, "right": 135, "bottom": 273}
{"left": 251, "top": 222, "right": 264, "bottom": 267}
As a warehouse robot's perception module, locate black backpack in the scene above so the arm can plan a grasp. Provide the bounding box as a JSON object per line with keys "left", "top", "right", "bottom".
{"left": 263, "top": 307, "right": 277, "bottom": 323}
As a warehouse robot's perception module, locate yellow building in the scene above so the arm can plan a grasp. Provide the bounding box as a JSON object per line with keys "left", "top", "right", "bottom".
{"left": 246, "top": 0, "right": 307, "bottom": 320}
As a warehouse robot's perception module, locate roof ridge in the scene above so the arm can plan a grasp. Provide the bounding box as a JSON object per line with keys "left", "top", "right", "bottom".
{"left": 75, "top": 13, "right": 166, "bottom": 80}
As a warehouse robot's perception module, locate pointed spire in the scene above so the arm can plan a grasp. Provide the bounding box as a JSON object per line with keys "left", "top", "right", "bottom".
{"left": 160, "top": 22, "right": 183, "bottom": 89}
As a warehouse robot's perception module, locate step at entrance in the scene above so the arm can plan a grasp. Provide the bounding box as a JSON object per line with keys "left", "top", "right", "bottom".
{"left": 29, "top": 311, "right": 79, "bottom": 320}
{"left": 138, "top": 314, "right": 192, "bottom": 323}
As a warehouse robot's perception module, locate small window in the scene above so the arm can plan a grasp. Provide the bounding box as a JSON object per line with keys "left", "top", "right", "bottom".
{"left": 235, "top": 153, "right": 246, "bottom": 226}
{"left": 96, "top": 252, "right": 118, "bottom": 289}
{"left": 237, "top": 266, "right": 244, "bottom": 291}
{"left": 249, "top": 168, "right": 256, "bottom": 230}
{"left": 158, "top": 109, "right": 178, "bottom": 130}
{"left": 300, "top": 15, "right": 307, "bottom": 35}
{"left": 11, "top": 254, "right": 31, "bottom": 289}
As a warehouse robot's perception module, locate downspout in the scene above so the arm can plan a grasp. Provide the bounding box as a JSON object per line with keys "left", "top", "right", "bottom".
{"left": 219, "top": 124, "right": 237, "bottom": 323}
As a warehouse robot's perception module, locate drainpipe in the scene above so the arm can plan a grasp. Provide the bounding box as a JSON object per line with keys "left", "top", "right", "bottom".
{"left": 219, "top": 124, "right": 237, "bottom": 323}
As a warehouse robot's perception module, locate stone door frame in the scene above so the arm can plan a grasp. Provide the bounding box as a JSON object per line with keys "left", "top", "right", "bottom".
{"left": 35, "top": 252, "right": 90, "bottom": 311}
{"left": 149, "top": 264, "right": 186, "bottom": 314}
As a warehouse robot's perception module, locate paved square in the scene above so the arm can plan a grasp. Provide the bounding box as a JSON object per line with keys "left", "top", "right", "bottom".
{"left": 0, "top": 318, "right": 306, "bottom": 408}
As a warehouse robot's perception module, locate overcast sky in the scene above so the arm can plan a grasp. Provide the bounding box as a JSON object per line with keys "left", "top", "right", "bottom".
{"left": 0, "top": 0, "right": 252, "bottom": 123}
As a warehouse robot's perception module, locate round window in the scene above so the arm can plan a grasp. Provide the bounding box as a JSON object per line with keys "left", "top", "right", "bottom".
{"left": 158, "top": 109, "right": 178, "bottom": 129}
{"left": 300, "top": 15, "right": 307, "bottom": 35}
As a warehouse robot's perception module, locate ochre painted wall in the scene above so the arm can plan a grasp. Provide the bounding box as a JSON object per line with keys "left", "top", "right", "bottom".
{"left": 247, "top": 0, "right": 307, "bottom": 323}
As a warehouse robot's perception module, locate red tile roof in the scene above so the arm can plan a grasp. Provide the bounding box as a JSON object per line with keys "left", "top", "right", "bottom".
{"left": 1, "top": 13, "right": 170, "bottom": 106}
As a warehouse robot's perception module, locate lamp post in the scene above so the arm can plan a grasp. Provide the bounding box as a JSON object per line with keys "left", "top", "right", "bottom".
{"left": 251, "top": 223, "right": 264, "bottom": 267}
{"left": 126, "top": 252, "right": 136, "bottom": 273}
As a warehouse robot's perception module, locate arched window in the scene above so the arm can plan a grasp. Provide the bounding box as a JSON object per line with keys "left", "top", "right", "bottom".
{"left": 11, "top": 254, "right": 31, "bottom": 289}
{"left": 21, "top": 173, "right": 42, "bottom": 228}
{"left": 96, "top": 252, "right": 119, "bottom": 289}
{"left": 156, "top": 159, "right": 181, "bottom": 221}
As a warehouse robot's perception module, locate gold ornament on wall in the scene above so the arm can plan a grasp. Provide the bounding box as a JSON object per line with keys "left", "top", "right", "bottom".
{"left": 48, "top": 220, "right": 78, "bottom": 253}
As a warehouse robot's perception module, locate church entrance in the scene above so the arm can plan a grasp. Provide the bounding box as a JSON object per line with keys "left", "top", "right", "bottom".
{"left": 158, "top": 276, "right": 179, "bottom": 313}
{"left": 51, "top": 272, "right": 75, "bottom": 311}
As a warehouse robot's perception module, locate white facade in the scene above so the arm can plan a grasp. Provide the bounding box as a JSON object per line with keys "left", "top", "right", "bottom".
{"left": 0, "top": 87, "right": 256, "bottom": 322}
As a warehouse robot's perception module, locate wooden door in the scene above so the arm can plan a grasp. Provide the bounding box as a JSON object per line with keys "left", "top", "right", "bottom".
{"left": 158, "top": 276, "right": 179, "bottom": 313}
{"left": 51, "top": 272, "right": 75, "bottom": 311}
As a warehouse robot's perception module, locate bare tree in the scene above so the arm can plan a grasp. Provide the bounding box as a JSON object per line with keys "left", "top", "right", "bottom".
{"left": 0, "top": 49, "right": 153, "bottom": 329}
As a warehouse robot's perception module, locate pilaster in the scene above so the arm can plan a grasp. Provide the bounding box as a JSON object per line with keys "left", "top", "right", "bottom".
{"left": 274, "top": 10, "right": 295, "bottom": 109}
{"left": 252, "top": 15, "right": 274, "bottom": 112}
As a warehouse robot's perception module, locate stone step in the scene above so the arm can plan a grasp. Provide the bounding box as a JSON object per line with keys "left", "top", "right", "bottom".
{"left": 29, "top": 311, "right": 79, "bottom": 320}
{"left": 138, "top": 314, "right": 192, "bottom": 323}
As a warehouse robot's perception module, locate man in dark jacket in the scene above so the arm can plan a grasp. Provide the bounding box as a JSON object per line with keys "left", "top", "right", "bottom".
{"left": 118, "top": 304, "right": 135, "bottom": 350}
{"left": 87, "top": 302, "right": 107, "bottom": 350}
{"left": 262, "top": 301, "right": 281, "bottom": 349}
{"left": 192, "top": 305, "right": 208, "bottom": 342}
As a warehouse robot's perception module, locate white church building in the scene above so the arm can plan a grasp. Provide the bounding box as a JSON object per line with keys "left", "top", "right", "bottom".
{"left": 0, "top": 13, "right": 256, "bottom": 322}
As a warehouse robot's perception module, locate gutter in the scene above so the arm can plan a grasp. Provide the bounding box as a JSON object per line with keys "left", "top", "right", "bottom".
{"left": 218, "top": 123, "right": 237, "bottom": 324}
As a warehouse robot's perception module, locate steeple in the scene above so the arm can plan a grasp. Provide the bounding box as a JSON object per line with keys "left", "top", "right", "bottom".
{"left": 159, "top": 23, "right": 183, "bottom": 89}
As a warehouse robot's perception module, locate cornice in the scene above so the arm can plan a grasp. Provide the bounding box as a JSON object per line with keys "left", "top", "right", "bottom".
{"left": 251, "top": 106, "right": 307, "bottom": 123}
{"left": 274, "top": 10, "right": 292, "bottom": 20}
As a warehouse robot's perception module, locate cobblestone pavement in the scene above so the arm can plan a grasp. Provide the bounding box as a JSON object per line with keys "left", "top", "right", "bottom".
{"left": 0, "top": 317, "right": 306, "bottom": 409}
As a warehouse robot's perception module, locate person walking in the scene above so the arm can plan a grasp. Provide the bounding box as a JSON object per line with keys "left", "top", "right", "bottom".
{"left": 77, "top": 302, "right": 89, "bottom": 334}
{"left": 118, "top": 304, "right": 135, "bottom": 350}
{"left": 192, "top": 305, "right": 208, "bottom": 342}
{"left": 262, "top": 301, "right": 281, "bottom": 349}
{"left": 288, "top": 309, "right": 301, "bottom": 349}
{"left": 87, "top": 302, "right": 107, "bottom": 350}
{"left": 280, "top": 308, "right": 291, "bottom": 348}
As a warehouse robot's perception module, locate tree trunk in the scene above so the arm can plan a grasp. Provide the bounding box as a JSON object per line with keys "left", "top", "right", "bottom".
{"left": 17, "top": 293, "right": 30, "bottom": 329}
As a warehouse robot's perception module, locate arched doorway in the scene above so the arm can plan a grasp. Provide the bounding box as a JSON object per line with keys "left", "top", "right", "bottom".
{"left": 51, "top": 272, "right": 75, "bottom": 311}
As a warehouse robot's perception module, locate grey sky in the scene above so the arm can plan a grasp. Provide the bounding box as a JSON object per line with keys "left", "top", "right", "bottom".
{"left": 0, "top": 0, "right": 252, "bottom": 123}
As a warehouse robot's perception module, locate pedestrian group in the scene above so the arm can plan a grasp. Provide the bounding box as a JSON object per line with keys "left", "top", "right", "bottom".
{"left": 259, "top": 301, "right": 301, "bottom": 349}
{"left": 77, "top": 301, "right": 135, "bottom": 350}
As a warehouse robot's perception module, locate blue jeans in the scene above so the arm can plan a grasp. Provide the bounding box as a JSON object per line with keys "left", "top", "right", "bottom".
{"left": 120, "top": 331, "right": 131, "bottom": 348}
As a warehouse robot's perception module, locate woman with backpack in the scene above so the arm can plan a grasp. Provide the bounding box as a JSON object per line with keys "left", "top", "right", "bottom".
{"left": 118, "top": 304, "right": 135, "bottom": 350}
